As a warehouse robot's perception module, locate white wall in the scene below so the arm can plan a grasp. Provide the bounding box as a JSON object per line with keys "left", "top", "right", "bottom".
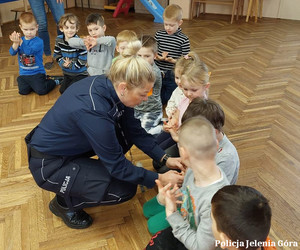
{"left": 193, "top": 0, "right": 300, "bottom": 20}
{"left": 278, "top": 0, "right": 300, "bottom": 20}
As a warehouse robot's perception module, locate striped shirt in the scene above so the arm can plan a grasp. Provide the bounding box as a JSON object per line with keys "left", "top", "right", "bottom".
{"left": 53, "top": 34, "right": 88, "bottom": 76}
{"left": 155, "top": 28, "right": 190, "bottom": 71}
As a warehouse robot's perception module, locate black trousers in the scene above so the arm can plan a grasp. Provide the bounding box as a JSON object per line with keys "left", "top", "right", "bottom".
{"left": 25, "top": 128, "right": 137, "bottom": 211}
{"left": 161, "top": 70, "right": 176, "bottom": 105}
{"left": 17, "top": 73, "right": 56, "bottom": 95}
{"left": 59, "top": 74, "right": 88, "bottom": 94}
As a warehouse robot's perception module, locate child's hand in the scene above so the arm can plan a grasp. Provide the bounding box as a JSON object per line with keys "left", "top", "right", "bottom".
{"left": 169, "top": 127, "right": 179, "bottom": 142}
{"left": 156, "top": 179, "right": 172, "bottom": 205}
{"left": 165, "top": 56, "right": 176, "bottom": 64}
{"left": 165, "top": 184, "right": 183, "bottom": 217}
{"left": 162, "top": 120, "right": 173, "bottom": 132}
{"left": 156, "top": 52, "right": 168, "bottom": 61}
{"left": 161, "top": 52, "right": 168, "bottom": 59}
{"left": 167, "top": 109, "right": 180, "bottom": 130}
{"left": 84, "top": 36, "right": 97, "bottom": 50}
{"left": 63, "top": 57, "right": 71, "bottom": 68}
{"left": 9, "top": 31, "right": 21, "bottom": 44}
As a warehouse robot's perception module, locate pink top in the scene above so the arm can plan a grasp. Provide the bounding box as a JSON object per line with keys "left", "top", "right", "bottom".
{"left": 178, "top": 97, "right": 190, "bottom": 127}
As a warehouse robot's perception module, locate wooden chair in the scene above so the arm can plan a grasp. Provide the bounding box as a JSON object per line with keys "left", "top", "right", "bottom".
{"left": 191, "top": 0, "right": 244, "bottom": 24}
{"left": 246, "top": 0, "right": 263, "bottom": 22}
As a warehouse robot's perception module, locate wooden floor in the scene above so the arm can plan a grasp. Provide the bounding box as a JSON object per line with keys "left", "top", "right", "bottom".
{"left": 0, "top": 8, "right": 300, "bottom": 250}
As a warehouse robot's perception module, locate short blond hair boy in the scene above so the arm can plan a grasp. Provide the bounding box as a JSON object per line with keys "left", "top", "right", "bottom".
{"left": 9, "top": 12, "right": 56, "bottom": 95}
{"left": 116, "top": 30, "right": 138, "bottom": 54}
{"left": 19, "top": 12, "right": 37, "bottom": 25}
{"left": 155, "top": 4, "right": 190, "bottom": 104}
{"left": 163, "top": 4, "right": 183, "bottom": 21}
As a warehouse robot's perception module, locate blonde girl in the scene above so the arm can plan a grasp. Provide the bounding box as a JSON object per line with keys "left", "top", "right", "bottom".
{"left": 165, "top": 52, "right": 210, "bottom": 130}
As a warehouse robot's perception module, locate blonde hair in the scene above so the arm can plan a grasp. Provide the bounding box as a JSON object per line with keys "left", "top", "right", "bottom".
{"left": 175, "top": 52, "right": 200, "bottom": 76}
{"left": 163, "top": 4, "right": 183, "bottom": 21}
{"left": 179, "top": 116, "right": 217, "bottom": 160}
{"left": 181, "top": 55, "right": 210, "bottom": 88}
{"left": 116, "top": 30, "right": 138, "bottom": 45}
{"left": 58, "top": 13, "right": 80, "bottom": 30}
{"left": 109, "top": 40, "right": 155, "bottom": 90}
{"left": 19, "top": 12, "right": 36, "bottom": 25}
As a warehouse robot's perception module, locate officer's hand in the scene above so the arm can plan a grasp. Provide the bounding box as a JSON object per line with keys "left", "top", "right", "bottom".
{"left": 158, "top": 170, "right": 184, "bottom": 187}
{"left": 166, "top": 157, "right": 185, "bottom": 172}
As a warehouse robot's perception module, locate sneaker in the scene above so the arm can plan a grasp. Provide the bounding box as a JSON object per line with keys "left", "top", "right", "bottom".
{"left": 48, "top": 75, "right": 64, "bottom": 85}
{"left": 44, "top": 61, "right": 54, "bottom": 70}
{"left": 54, "top": 80, "right": 60, "bottom": 85}
{"left": 44, "top": 56, "right": 54, "bottom": 70}
{"left": 49, "top": 196, "right": 93, "bottom": 229}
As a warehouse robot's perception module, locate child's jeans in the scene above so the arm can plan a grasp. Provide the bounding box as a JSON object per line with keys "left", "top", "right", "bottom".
{"left": 17, "top": 73, "right": 56, "bottom": 95}
{"left": 161, "top": 70, "right": 176, "bottom": 105}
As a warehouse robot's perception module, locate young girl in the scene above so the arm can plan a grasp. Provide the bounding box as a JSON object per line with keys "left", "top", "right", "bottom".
{"left": 165, "top": 52, "right": 200, "bottom": 119}
{"left": 165, "top": 52, "right": 210, "bottom": 131}
{"left": 154, "top": 52, "right": 210, "bottom": 158}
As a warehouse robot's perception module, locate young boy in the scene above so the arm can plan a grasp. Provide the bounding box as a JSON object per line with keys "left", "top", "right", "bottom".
{"left": 9, "top": 12, "right": 56, "bottom": 95}
{"left": 68, "top": 13, "right": 116, "bottom": 76}
{"left": 211, "top": 185, "right": 275, "bottom": 250}
{"left": 155, "top": 4, "right": 190, "bottom": 105}
{"left": 155, "top": 98, "right": 240, "bottom": 185}
{"left": 53, "top": 13, "right": 88, "bottom": 94}
{"left": 134, "top": 35, "right": 163, "bottom": 135}
{"left": 115, "top": 30, "right": 138, "bottom": 56}
{"left": 144, "top": 117, "right": 229, "bottom": 250}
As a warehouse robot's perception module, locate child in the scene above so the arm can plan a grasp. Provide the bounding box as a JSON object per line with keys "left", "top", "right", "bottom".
{"left": 211, "top": 185, "right": 275, "bottom": 250}
{"left": 182, "top": 98, "right": 239, "bottom": 184}
{"left": 165, "top": 53, "right": 197, "bottom": 120}
{"left": 53, "top": 13, "right": 88, "bottom": 94}
{"left": 115, "top": 30, "right": 138, "bottom": 56}
{"left": 157, "top": 98, "right": 240, "bottom": 185}
{"left": 68, "top": 13, "right": 116, "bottom": 76}
{"left": 155, "top": 4, "right": 190, "bottom": 105}
{"left": 9, "top": 12, "right": 56, "bottom": 95}
{"left": 134, "top": 35, "right": 163, "bottom": 135}
{"left": 144, "top": 116, "right": 229, "bottom": 249}
{"left": 154, "top": 54, "right": 209, "bottom": 163}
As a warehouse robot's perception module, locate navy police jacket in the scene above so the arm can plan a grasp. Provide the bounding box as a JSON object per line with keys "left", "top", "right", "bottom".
{"left": 30, "top": 75, "right": 163, "bottom": 188}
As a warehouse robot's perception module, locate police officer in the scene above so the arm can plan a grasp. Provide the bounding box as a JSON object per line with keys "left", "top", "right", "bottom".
{"left": 25, "top": 41, "right": 184, "bottom": 229}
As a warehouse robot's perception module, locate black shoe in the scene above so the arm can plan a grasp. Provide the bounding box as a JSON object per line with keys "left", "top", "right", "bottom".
{"left": 49, "top": 197, "right": 93, "bottom": 229}
{"left": 44, "top": 61, "right": 54, "bottom": 70}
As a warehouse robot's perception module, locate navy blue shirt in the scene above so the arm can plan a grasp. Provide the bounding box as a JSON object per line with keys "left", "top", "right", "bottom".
{"left": 30, "top": 75, "right": 163, "bottom": 188}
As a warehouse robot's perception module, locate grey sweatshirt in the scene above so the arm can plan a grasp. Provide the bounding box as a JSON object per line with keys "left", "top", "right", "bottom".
{"left": 134, "top": 63, "right": 162, "bottom": 113}
{"left": 216, "top": 134, "right": 240, "bottom": 184}
{"left": 68, "top": 36, "right": 116, "bottom": 76}
{"left": 166, "top": 168, "right": 229, "bottom": 250}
